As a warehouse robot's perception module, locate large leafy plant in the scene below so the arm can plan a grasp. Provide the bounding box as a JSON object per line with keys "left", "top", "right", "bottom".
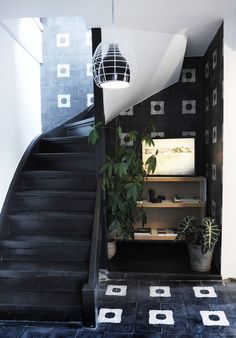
{"left": 89, "top": 123, "right": 157, "bottom": 240}
{"left": 176, "top": 216, "right": 220, "bottom": 254}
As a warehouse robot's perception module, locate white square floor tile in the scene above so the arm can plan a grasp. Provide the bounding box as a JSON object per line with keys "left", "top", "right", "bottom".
{"left": 193, "top": 286, "right": 217, "bottom": 298}
{"left": 200, "top": 311, "right": 230, "bottom": 326}
{"left": 149, "top": 310, "right": 174, "bottom": 325}
{"left": 150, "top": 286, "right": 171, "bottom": 297}
{"left": 98, "top": 308, "right": 123, "bottom": 323}
{"left": 105, "top": 285, "right": 127, "bottom": 296}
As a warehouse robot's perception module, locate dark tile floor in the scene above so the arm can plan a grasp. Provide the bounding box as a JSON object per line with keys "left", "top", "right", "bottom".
{"left": 0, "top": 278, "right": 235, "bottom": 337}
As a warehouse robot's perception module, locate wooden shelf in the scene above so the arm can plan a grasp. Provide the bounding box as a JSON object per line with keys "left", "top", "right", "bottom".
{"left": 137, "top": 201, "right": 205, "bottom": 208}
{"left": 144, "top": 176, "right": 205, "bottom": 182}
{"left": 134, "top": 229, "right": 179, "bottom": 241}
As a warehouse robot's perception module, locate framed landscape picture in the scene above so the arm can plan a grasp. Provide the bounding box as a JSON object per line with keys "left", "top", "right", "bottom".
{"left": 142, "top": 138, "right": 195, "bottom": 176}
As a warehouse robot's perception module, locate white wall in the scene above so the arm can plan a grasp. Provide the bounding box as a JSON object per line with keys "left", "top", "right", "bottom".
{"left": 221, "top": 16, "right": 236, "bottom": 279}
{"left": 0, "top": 18, "right": 42, "bottom": 212}
{"left": 102, "top": 28, "right": 187, "bottom": 122}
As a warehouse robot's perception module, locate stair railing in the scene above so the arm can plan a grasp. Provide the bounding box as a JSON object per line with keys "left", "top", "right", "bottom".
{"left": 82, "top": 176, "right": 103, "bottom": 327}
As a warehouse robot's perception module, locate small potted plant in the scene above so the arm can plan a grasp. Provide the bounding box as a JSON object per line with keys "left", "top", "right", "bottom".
{"left": 176, "top": 216, "right": 220, "bottom": 272}
{"left": 89, "top": 123, "right": 157, "bottom": 259}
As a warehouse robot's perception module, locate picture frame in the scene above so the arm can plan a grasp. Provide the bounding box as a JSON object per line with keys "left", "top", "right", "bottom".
{"left": 142, "top": 138, "right": 195, "bottom": 176}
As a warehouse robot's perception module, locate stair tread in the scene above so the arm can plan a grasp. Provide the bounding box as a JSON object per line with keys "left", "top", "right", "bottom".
{"left": 64, "top": 117, "right": 95, "bottom": 129}
{"left": 0, "top": 261, "right": 88, "bottom": 276}
{"left": 22, "top": 170, "right": 96, "bottom": 177}
{"left": 32, "top": 152, "right": 95, "bottom": 158}
{"left": 0, "top": 290, "right": 82, "bottom": 306}
{"left": 1, "top": 234, "right": 91, "bottom": 243}
{"left": 42, "top": 135, "right": 88, "bottom": 143}
{"left": 8, "top": 211, "right": 93, "bottom": 219}
{"left": 14, "top": 190, "right": 96, "bottom": 198}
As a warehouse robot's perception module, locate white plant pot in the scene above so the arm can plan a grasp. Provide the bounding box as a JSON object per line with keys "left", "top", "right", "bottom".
{"left": 187, "top": 243, "right": 214, "bottom": 272}
{"left": 107, "top": 240, "right": 116, "bottom": 260}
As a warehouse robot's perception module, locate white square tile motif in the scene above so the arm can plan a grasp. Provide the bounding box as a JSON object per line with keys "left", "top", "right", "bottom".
{"left": 86, "top": 62, "right": 93, "bottom": 77}
{"left": 182, "top": 100, "right": 196, "bottom": 114}
{"left": 57, "top": 94, "right": 70, "bottom": 108}
{"left": 56, "top": 33, "right": 70, "bottom": 47}
{"left": 150, "top": 286, "right": 171, "bottom": 298}
{"left": 213, "top": 49, "right": 218, "bottom": 69}
{"left": 212, "top": 164, "right": 217, "bottom": 181}
{"left": 105, "top": 285, "right": 127, "bottom": 296}
{"left": 151, "top": 101, "right": 164, "bottom": 115}
{"left": 212, "top": 126, "right": 217, "bottom": 143}
{"left": 120, "top": 133, "right": 134, "bottom": 146}
{"left": 200, "top": 311, "right": 229, "bottom": 326}
{"left": 205, "top": 130, "right": 209, "bottom": 144}
{"left": 213, "top": 88, "right": 217, "bottom": 106}
{"left": 193, "top": 286, "right": 217, "bottom": 298}
{"left": 205, "top": 96, "right": 209, "bottom": 112}
{"left": 120, "top": 107, "right": 134, "bottom": 116}
{"left": 182, "top": 69, "right": 196, "bottom": 82}
{"left": 205, "top": 61, "right": 209, "bottom": 79}
{"left": 149, "top": 310, "right": 174, "bottom": 325}
{"left": 57, "top": 64, "right": 70, "bottom": 78}
{"left": 151, "top": 131, "right": 165, "bottom": 138}
{"left": 87, "top": 93, "right": 94, "bottom": 107}
{"left": 182, "top": 131, "right": 196, "bottom": 137}
{"left": 98, "top": 308, "right": 123, "bottom": 323}
{"left": 212, "top": 200, "right": 216, "bottom": 217}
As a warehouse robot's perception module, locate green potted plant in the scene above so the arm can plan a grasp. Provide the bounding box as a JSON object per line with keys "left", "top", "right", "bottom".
{"left": 176, "top": 216, "right": 220, "bottom": 272}
{"left": 89, "top": 123, "right": 157, "bottom": 258}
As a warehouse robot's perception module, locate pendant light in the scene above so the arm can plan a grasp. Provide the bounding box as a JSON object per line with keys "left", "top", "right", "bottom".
{"left": 92, "top": 0, "right": 136, "bottom": 89}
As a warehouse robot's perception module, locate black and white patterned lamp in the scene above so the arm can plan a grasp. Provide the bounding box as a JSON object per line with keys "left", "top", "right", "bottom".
{"left": 92, "top": 0, "right": 136, "bottom": 89}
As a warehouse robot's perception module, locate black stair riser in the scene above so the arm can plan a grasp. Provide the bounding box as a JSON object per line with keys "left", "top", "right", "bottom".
{"left": 30, "top": 157, "right": 96, "bottom": 171}
{"left": 10, "top": 197, "right": 95, "bottom": 212}
{"left": 0, "top": 305, "right": 82, "bottom": 322}
{"left": 0, "top": 276, "right": 86, "bottom": 293}
{"left": 40, "top": 140, "right": 94, "bottom": 153}
{"left": 66, "top": 124, "right": 94, "bottom": 137}
{"left": 0, "top": 246, "right": 90, "bottom": 261}
{"left": 20, "top": 176, "right": 96, "bottom": 191}
{"left": 7, "top": 218, "right": 93, "bottom": 237}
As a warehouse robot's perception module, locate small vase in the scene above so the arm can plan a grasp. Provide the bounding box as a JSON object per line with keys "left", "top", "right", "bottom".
{"left": 107, "top": 240, "right": 116, "bottom": 260}
{"left": 187, "top": 243, "right": 214, "bottom": 272}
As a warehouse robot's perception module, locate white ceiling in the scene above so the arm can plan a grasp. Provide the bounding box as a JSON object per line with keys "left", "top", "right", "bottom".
{"left": 0, "top": 0, "right": 236, "bottom": 55}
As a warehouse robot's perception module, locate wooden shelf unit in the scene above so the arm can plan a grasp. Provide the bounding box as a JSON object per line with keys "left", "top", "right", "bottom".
{"left": 134, "top": 176, "right": 206, "bottom": 241}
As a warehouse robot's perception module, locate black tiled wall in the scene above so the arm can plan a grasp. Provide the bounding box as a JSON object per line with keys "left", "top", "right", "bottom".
{"left": 41, "top": 17, "right": 93, "bottom": 132}
{"left": 204, "top": 24, "right": 223, "bottom": 268}
{"left": 108, "top": 57, "right": 205, "bottom": 175}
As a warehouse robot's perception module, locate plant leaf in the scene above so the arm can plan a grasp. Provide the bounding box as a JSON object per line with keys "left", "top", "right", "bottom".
{"left": 145, "top": 155, "right": 157, "bottom": 174}
{"left": 201, "top": 217, "right": 220, "bottom": 254}
{"left": 88, "top": 127, "right": 99, "bottom": 145}
{"left": 176, "top": 216, "right": 197, "bottom": 240}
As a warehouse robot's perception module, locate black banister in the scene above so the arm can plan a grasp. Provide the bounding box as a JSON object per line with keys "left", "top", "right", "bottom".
{"left": 82, "top": 176, "right": 103, "bottom": 327}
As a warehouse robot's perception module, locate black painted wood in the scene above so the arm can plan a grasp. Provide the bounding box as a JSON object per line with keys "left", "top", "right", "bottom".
{"left": 0, "top": 103, "right": 102, "bottom": 325}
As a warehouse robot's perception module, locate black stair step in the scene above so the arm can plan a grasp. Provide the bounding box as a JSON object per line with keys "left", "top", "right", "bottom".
{"left": 40, "top": 136, "right": 94, "bottom": 153}
{"left": 0, "top": 235, "right": 91, "bottom": 261}
{"left": 0, "top": 261, "right": 88, "bottom": 278}
{"left": 0, "top": 292, "right": 82, "bottom": 321}
{"left": 64, "top": 117, "right": 95, "bottom": 137}
{"left": 20, "top": 170, "right": 96, "bottom": 191}
{"left": 11, "top": 190, "right": 95, "bottom": 211}
{"left": 0, "top": 276, "right": 86, "bottom": 293}
{"left": 7, "top": 211, "right": 93, "bottom": 237}
{"left": 31, "top": 152, "right": 96, "bottom": 171}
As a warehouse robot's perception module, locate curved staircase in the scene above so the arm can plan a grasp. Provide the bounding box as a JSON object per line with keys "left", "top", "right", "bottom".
{"left": 0, "top": 107, "right": 103, "bottom": 325}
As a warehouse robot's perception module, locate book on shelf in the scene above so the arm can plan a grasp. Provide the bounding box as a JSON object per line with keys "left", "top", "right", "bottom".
{"left": 157, "top": 228, "right": 178, "bottom": 238}
{"left": 173, "top": 195, "right": 200, "bottom": 203}
{"left": 134, "top": 228, "right": 152, "bottom": 234}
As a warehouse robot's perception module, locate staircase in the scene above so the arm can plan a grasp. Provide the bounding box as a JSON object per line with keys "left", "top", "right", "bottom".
{"left": 0, "top": 109, "right": 103, "bottom": 325}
